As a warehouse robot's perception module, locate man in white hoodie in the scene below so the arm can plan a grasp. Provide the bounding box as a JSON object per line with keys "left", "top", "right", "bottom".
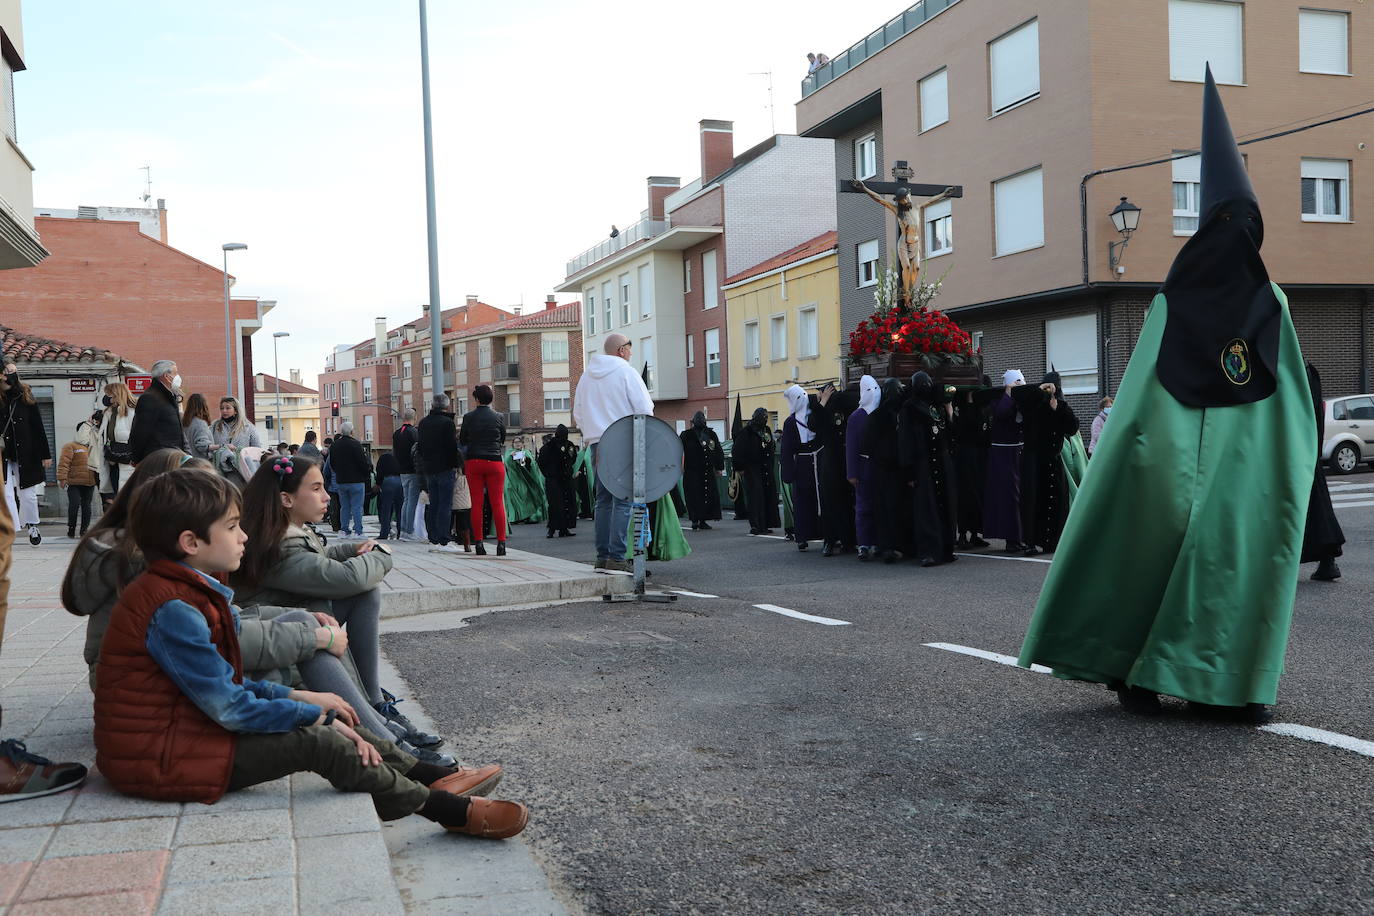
{"left": 572, "top": 334, "right": 655, "bottom": 571}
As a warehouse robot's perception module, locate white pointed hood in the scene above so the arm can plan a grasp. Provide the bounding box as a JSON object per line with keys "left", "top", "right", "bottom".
{"left": 785, "top": 384, "right": 814, "bottom": 443}
{"left": 858, "top": 375, "right": 880, "bottom": 414}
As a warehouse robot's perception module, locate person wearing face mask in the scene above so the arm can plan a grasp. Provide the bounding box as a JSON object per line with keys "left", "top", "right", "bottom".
{"left": 94, "top": 383, "right": 136, "bottom": 506}
{"left": 678, "top": 412, "right": 724, "bottom": 531}
{"left": 1088, "top": 397, "right": 1113, "bottom": 455}
{"left": 128, "top": 359, "right": 187, "bottom": 464}
{"left": 1020, "top": 68, "right": 1316, "bottom": 724}
{"left": 210, "top": 396, "right": 263, "bottom": 451}
{"left": 845, "top": 375, "right": 881, "bottom": 560}
{"left": 983, "top": 369, "right": 1027, "bottom": 552}
{"left": 57, "top": 421, "right": 99, "bottom": 539}
{"left": 1, "top": 363, "right": 52, "bottom": 546}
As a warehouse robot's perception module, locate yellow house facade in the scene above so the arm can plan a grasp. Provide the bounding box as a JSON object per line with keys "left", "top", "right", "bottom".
{"left": 723, "top": 231, "right": 841, "bottom": 426}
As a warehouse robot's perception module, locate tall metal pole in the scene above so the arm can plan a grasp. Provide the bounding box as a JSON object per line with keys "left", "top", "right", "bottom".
{"left": 273, "top": 337, "right": 282, "bottom": 441}
{"left": 419, "top": 0, "right": 445, "bottom": 402}
{"left": 222, "top": 250, "right": 234, "bottom": 400}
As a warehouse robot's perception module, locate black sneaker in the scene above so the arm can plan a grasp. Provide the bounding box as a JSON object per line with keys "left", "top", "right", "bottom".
{"left": 398, "top": 740, "right": 456, "bottom": 767}
{"left": 375, "top": 689, "right": 444, "bottom": 748}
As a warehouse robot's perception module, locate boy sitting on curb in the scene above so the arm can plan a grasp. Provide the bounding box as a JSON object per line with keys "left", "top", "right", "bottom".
{"left": 93, "top": 468, "right": 526, "bottom": 838}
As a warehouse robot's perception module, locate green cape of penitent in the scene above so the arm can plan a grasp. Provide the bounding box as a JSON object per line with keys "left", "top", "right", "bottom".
{"left": 1018, "top": 285, "right": 1314, "bottom": 706}
{"left": 503, "top": 450, "right": 547, "bottom": 524}
{"left": 1060, "top": 433, "right": 1090, "bottom": 507}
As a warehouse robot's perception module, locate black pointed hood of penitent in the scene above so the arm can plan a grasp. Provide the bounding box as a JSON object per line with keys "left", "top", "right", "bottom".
{"left": 1156, "top": 64, "right": 1278, "bottom": 407}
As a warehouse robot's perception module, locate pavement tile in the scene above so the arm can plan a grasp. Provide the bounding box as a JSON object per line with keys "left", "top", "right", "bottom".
{"left": 165, "top": 838, "right": 294, "bottom": 886}
{"left": 296, "top": 831, "right": 401, "bottom": 909}
{"left": 289, "top": 775, "right": 380, "bottom": 838}
{"left": 11, "top": 889, "right": 158, "bottom": 915}
{"left": 26, "top": 715, "right": 94, "bottom": 738}
{"left": 0, "top": 826, "right": 52, "bottom": 863}
{"left": 174, "top": 809, "right": 291, "bottom": 846}
{"left": 205, "top": 778, "right": 291, "bottom": 812}
{"left": 0, "top": 790, "right": 77, "bottom": 827}
{"left": 0, "top": 860, "right": 35, "bottom": 906}
{"left": 156, "top": 876, "right": 296, "bottom": 915}
{"left": 407, "top": 889, "right": 568, "bottom": 915}
{"left": 47, "top": 817, "right": 176, "bottom": 858}
{"left": 18, "top": 849, "right": 169, "bottom": 901}
{"left": 64, "top": 777, "right": 183, "bottom": 823}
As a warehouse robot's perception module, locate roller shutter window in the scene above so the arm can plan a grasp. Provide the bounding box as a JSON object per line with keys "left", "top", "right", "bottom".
{"left": 993, "top": 167, "right": 1044, "bottom": 257}
{"left": 989, "top": 20, "right": 1039, "bottom": 113}
{"left": 1299, "top": 9, "right": 1349, "bottom": 75}
{"left": 1169, "top": 0, "right": 1243, "bottom": 84}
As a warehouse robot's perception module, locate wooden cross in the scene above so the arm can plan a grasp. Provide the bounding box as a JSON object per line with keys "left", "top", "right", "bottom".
{"left": 840, "top": 166, "right": 962, "bottom": 307}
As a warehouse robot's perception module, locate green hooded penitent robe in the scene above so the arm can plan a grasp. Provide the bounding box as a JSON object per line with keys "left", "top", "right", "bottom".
{"left": 1060, "top": 432, "right": 1090, "bottom": 508}
{"left": 1018, "top": 285, "right": 1313, "bottom": 706}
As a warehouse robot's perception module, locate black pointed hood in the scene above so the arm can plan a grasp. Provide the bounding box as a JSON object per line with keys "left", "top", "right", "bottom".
{"left": 1157, "top": 63, "right": 1279, "bottom": 407}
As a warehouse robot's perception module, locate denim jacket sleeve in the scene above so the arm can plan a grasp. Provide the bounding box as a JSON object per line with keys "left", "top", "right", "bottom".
{"left": 145, "top": 599, "right": 321, "bottom": 733}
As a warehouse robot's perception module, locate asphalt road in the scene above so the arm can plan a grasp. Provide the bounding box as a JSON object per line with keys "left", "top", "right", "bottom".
{"left": 384, "top": 469, "right": 1374, "bottom": 915}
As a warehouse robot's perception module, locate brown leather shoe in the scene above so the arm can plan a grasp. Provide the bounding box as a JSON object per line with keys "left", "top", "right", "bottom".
{"left": 428, "top": 764, "right": 502, "bottom": 797}
{"left": 447, "top": 797, "right": 529, "bottom": 839}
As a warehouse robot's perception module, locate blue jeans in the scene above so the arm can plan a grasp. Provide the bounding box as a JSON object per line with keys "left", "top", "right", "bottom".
{"left": 591, "top": 443, "right": 630, "bottom": 561}
{"left": 377, "top": 477, "right": 403, "bottom": 539}
{"left": 338, "top": 483, "right": 365, "bottom": 536}
{"left": 425, "top": 470, "right": 455, "bottom": 545}
{"left": 400, "top": 473, "right": 421, "bottom": 535}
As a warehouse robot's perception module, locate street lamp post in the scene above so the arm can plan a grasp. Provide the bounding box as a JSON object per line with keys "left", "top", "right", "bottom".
{"left": 222, "top": 242, "right": 248, "bottom": 400}
{"left": 272, "top": 331, "right": 290, "bottom": 443}
{"left": 418, "top": 0, "right": 445, "bottom": 400}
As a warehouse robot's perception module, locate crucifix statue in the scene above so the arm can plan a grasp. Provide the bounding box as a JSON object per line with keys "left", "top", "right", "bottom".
{"left": 842, "top": 161, "right": 961, "bottom": 306}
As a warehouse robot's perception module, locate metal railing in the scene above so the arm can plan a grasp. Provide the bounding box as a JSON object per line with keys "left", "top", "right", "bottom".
{"left": 506, "top": 411, "right": 521, "bottom": 428}
{"left": 494, "top": 362, "right": 520, "bottom": 381}
{"left": 564, "top": 216, "right": 667, "bottom": 278}
{"left": 800, "top": 0, "right": 961, "bottom": 98}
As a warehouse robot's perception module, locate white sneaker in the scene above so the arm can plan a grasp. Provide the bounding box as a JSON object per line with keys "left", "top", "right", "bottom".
{"left": 428, "top": 544, "right": 464, "bottom": 554}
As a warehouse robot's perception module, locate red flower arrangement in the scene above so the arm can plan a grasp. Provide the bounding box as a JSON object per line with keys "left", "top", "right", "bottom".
{"left": 847, "top": 305, "right": 975, "bottom": 365}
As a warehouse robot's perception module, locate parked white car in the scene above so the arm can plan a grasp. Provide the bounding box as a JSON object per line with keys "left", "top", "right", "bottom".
{"left": 1323, "top": 393, "right": 1374, "bottom": 473}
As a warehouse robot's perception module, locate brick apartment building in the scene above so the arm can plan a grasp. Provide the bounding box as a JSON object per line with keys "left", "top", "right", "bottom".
{"left": 557, "top": 120, "right": 835, "bottom": 435}
{"left": 798, "top": 0, "right": 1374, "bottom": 425}
{"left": 2, "top": 204, "right": 273, "bottom": 416}
{"left": 318, "top": 297, "right": 583, "bottom": 451}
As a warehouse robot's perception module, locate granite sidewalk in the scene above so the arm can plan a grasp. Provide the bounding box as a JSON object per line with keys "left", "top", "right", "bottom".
{"left": 0, "top": 531, "right": 594, "bottom": 914}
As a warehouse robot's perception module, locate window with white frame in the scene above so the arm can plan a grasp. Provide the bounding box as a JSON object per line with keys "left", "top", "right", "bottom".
{"left": 585, "top": 288, "right": 596, "bottom": 335}
{"left": 989, "top": 19, "right": 1040, "bottom": 113}
{"left": 1300, "top": 9, "right": 1349, "bottom": 75}
{"left": 683, "top": 259, "right": 692, "bottom": 293}
{"left": 1301, "top": 158, "right": 1351, "bottom": 221}
{"left": 993, "top": 167, "right": 1045, "bottom": 256}
{"left": 362, "top": 377, "right": 372, "bottom": 402}
{"left": 422, "top": 357, "right": 431, "bottom": 378}
{"left": 1169, "top": 0, "right": 1243, "bottom": 84}
{"left": 705, "top": 329, "right": 721, "bottom": 386}
{"left": 799, "top": 306, "right": 819, "bottom": 358}
{"left": 601, "top": 280, "right": 612, "bottom": 329}
{"left": 970, "top": 330, "right": 984, "bottom": 353}
{"left": 640, "top": 337, "right": 656, "bottom": 390}
{"left": 854, "top": 133, "right": 877, "bottom": 180}
{"left": 702, "top": 250, "right": 719, "bottom": 309}
{"left": 925, "top": 198, "right": 953, "bottom": 257}
{"left": 619, "top": 272, "right": 631, "bottom": 324}
{"left": 769, "top": 314, "right": 787, "bottom": 361}
{"left": 543, "top": 386, "right": 572, "bottom": 413}
{"left": 1172, "top": 153, "right": 1201, "bottom": 235}
{"left": 504, "top": 343, "right": 518, "bottom": 364}
{"left": 541, "top": 334, "right": 569, "bottom": 363}
{"left": 1045, "top": 314, "right": 1098, "bottom": 394}
{"left": 686, "top": 333, "right": 695, "bottom": 368}
{"left": 743, "top": 321, "right": 760, "bottom": 367}
{"left": 478, "top": 339, "right": 491, "bottom": 368}
{"left": 364, "top": 414, "right": 375, "bottom": 442}
{"left": 857, "top": 239, "right": 880, "bottom": 287}
{"left": 402, "top": 362, "right": 411, "bottom": 379}
{"left": 919, "top": 68, "right": 949, "bottom": 132}
{"left": 638, "top": 264, "right": 653, "bottom": 318}
{"left": 508, "top": 392, "right": 521, "bottom": 421}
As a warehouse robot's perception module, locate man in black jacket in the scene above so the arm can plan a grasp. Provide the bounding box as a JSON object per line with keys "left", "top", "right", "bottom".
{"left": 418, "top": 395, "right": 459, "bottom": 549}
{"left": 392, "top": 409, "right": 421, "bottom": 541}
{"left": 328, "top": 422, "right": 373, "bottom": 537}
{"left": 128, "top": 360, "right": 185, "bottom": 464}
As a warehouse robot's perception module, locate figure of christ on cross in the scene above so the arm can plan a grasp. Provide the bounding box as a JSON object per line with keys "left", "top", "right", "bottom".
{"left": 851, "top": 180, "right": 955, "bottom": 305}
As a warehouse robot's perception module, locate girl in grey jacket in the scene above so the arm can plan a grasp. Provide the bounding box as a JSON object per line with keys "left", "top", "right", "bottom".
{"left": 232, "top": 454, "right": 451, "bottom": 762}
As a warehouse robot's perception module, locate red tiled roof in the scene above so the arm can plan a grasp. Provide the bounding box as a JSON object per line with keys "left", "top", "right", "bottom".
{"left": 500, "top": 301, "right": 582, "bottom": 331}
{"left": 723, "top": 231, "right": 838, "bottom": 286}
{"left": 254, "top": 372, "right": 318, "bottom": 395}
{"left": 1, "top": 323, "right": 123, "bottom": 365}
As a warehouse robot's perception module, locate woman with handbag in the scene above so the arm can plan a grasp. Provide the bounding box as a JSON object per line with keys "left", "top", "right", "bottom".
{"left": 95, "top": 382, "right": 135, "bottom": 509}
{"left": 1, "top": 363, "right": 51, "bottom": 546}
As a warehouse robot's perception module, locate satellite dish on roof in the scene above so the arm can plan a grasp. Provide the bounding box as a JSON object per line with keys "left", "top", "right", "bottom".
{"left": 595, "top": 414, "right": 682, "bottom": 502}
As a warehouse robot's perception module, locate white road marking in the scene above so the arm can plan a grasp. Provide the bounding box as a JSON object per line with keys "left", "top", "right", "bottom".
{"left": 1259, "top": 724, "right": 1374, "bottom": 758}
{"left": 924, "top": 642, "right": 1052, "bottom": 673}
{"left": 750, "top": 534, "right": 788, "bottom": 540}
{"left": 1326, "top": 482, "right": 1374, "bottom": 492}
{"left": 1333, "top": 500, "right": 1374, "bottom": 509}
{"left": 753, "top": 604, "right": 851, "bottom": 626}
{"left": 930, "top": 642, "right": 1374, "bottom": 762}
{"left": 953, "top": 552, "right": 1052, "bottom": 564}
{"left": 670, "top": 589, "right": 719, "bottom": 598}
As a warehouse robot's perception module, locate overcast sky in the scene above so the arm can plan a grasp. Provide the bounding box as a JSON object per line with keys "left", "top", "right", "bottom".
{"left": 20, "top": 0, "right": 905, "bottom": 382}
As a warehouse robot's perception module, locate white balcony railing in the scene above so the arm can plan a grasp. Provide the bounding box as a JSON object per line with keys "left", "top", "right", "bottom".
{"left": 564, "top": 216, "right": 666, "bottom": 278}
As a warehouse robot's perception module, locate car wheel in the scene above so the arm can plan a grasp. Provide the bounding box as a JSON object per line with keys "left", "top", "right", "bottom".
{"left": 1330, "top": 442, "right": 1361, "bottom": 474}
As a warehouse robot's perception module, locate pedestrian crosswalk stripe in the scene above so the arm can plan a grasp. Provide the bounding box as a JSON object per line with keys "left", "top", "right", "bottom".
{"left": 1260, "top": 724, "right": 1374, "bottom": 759}
{"left": 753, "top": 604, "right": 851, "bottom": 626}
{"left": 1333, "top": 500, "right": 1374, "bottom": 509}
{"left": 1326, "top": 482, "right": 1374, "bottom": 492}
